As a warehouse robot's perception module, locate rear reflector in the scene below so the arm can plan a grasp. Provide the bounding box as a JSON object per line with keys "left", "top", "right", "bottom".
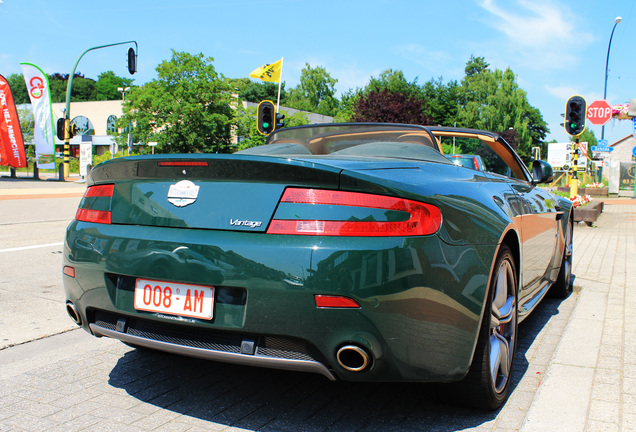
{"left": 315, "top": 295, "right": 360, "bottom": 308}
{"left": 63, "top": 266, "right": 75, "bottom": 278}
{"left": 158, "top": 161, "right": 209, "bottom": 167}
{"left": 267, "top": 188, "right": 441, "bottom": 237}
{"left": 76, "top": 184, "right": 114, "bottom": 224}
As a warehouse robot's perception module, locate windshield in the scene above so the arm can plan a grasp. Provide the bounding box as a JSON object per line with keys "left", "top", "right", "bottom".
{"left": 237, "top": 123, "right": 451, "bottom": 164}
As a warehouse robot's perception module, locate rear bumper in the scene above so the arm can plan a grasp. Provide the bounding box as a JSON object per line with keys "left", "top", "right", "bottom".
{"left": 89, "top": 309, "right": 336, "bottom": 380}
{"left": 64, "top": 221, "right": 496, "bottom": 382}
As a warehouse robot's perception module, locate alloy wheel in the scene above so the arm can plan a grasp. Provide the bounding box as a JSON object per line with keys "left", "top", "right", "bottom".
{"left": 489, "top": 257, "right": 516, "bottom": 394}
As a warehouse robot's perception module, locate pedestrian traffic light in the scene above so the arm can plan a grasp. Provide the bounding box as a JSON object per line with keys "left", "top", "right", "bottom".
{"left": 257, "top": 100, "right": 276, "bottom": 135}
{"left": 276, "top": 112, "right": 285, "bottom": 130}
{"left": 127, "top": 47, "right": 137, "bottom": 75}
{"left": 564, "top": 95, "right": 586, "bottom": 136}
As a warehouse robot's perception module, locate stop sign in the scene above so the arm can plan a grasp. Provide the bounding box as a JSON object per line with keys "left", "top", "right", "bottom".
{"left": 587, "top": 100, "right": 613, "bottom": 126}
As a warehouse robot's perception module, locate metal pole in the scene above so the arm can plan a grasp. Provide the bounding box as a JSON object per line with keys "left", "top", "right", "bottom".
{"left": 570, "top": 139, "right": 579, "bottom": 199}
{"left": 601, "top": 17, "right": 622, "bottom": 141}
{"left": 63, "top": 41, "right": 138, "bottom": 179}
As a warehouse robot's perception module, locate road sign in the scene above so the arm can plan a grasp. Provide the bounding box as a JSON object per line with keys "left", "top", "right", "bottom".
{"left": 633, "top": 117, "right": 636, "bottom": 139}
{"left": 632, "top": 146, "right": 636, "bottom": 158}
{"left": 586, "top": 100, "right": 613, "bottom": 125}
{"left": 591, "top": 145, "right": 614, "bottom": 152}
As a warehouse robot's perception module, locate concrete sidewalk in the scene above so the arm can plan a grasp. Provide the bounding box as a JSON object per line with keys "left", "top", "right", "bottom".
{"left": 522, "top": 201, "right": 636, "bottom": 431}
{"left": 0, "top": 174, "right": 86, "bottom": 199}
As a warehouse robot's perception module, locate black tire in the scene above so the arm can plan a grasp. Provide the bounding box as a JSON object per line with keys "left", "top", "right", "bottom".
{"left": 550, "top": 219, "right": 573, "bottom": 298}
{"left": 460, "top": 244, "right": 518, "bottom": 410}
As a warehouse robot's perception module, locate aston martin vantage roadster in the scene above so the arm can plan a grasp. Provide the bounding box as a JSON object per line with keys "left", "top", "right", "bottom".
{"left": 63, "top": 123, "right": 573, "bottom": 410}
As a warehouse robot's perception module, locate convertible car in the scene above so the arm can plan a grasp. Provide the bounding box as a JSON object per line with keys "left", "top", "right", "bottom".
{"left": 63, "top": 123, "right": 573, "bottom": 410}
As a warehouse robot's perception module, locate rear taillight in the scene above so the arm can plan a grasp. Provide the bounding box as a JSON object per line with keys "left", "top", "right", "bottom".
{"left": 267, "top": 188, "right": 441, "bottom": 237}
{"left": 75, "top": 184, "right": 114, "bottom": 224}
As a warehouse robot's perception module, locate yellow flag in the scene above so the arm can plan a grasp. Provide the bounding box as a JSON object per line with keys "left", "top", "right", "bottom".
{"left": 250, "top": 59, "right": 282, "bottom": 83}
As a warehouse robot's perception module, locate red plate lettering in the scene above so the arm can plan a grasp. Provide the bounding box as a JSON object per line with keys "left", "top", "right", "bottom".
{"left": 134, "top": 279, "right": 214, "bottom": 320}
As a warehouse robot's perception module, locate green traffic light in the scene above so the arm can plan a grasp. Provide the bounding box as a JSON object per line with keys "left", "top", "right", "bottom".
{"left": 263, "top": 122, "right": 270, "bottom": 128}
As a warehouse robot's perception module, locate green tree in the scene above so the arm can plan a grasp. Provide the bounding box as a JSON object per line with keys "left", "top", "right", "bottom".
{"left": 5, "top": 73, "right": 29, "bottom": 105}
{"left": 286, "top": 63, "right": 339, "bottom": 116}
{"left": 117, "top": 50, "right": 234, "bottom": 154}
{"left": 366, "top": 69, "right": 423, "bottom": 97}
{"left": 421, "top": 77, "right": 461, "bottom": 127}
{"left": 464, "top": 55, "right": 490, "bottom": 77}
{"left": 334, "top": 88, "right": 357, "bottom": 122}
{"left": 458, "top": 59, "right": 548, "bottom": 163}
{"left": 48, "top": 73, "right": 97, "bottom": 103}
{"left": 18, "top": 108, "right": 34, "bottom": 144}
{"left": 95, "top": 71, "right": 135, "bottom": 101}
{"left": 227, "top": 77, "right": 286, "bottom": 105}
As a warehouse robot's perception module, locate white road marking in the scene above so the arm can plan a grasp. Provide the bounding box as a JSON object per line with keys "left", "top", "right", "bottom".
{"left": 0, "top": 242, "right": 64, "bottom": 253}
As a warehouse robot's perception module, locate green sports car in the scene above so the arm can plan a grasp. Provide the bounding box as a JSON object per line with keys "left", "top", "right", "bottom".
{"left": 63, "top": 123, "right": 573, "bottom": 410}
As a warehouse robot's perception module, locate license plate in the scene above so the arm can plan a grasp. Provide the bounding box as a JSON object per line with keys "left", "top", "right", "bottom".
{"left": 134, "top": 279, "right": 214, "bottom": 320}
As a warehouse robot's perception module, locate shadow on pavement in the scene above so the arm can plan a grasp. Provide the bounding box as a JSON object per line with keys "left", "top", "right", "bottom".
{"left": 107, "top": 294, "right": 567, "bottom": 431}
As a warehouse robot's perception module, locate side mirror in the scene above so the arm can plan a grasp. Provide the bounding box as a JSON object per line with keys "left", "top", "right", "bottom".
{"left": 532, "top": 160, "right": 554, "bottom": 185}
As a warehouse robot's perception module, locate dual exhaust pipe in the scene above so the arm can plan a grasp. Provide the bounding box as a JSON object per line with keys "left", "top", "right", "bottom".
{"left": 336, "top": 345, "right": 371, "bottom": 372}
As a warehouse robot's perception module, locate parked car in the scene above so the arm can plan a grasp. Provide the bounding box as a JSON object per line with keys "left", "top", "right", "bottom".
{"left": 63, "top": 123, "right": 573, "bottom": 410}
{"left": 447, "top": 153, "right": 486, "bottom": 171}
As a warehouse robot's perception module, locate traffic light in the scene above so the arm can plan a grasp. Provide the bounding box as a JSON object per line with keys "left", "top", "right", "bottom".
{"left": 257, "top": 100, "right": 276, "bottom": 135}
{"left": 564, "top": 95, "right": 586, "bottom": 136}
{"left": 56, "top": 118, "right": 78, "bottom": 140}
{"left": 127, "top": 47, "right": 137, "bottom": 75}
{"left": 276, "top": 112, "right": 285, "bottom": 130}
{"left": 56, "top": 118, "right": 66, "bottom": 141}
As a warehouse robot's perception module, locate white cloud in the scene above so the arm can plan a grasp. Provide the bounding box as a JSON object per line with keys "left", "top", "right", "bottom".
{"left": 545, "top": 85, "right": 604, "bottom": 105}
{"left": 477, "top": 0, "right": 594, "bottom": 70}
{"left": 544, "top": 85, "right": 580, "bottom": 100}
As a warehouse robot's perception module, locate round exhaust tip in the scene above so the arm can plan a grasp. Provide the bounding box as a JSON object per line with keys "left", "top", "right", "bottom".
{"left": 66, "top": 302, "right": 82, "bottom": 326}
{"left": 336, "top": 345, "right": 370, "bottom": 372}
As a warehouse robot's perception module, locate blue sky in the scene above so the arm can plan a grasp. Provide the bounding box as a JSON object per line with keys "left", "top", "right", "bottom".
{"left": 1, "top": 0, "right": 634, "bottom": 145}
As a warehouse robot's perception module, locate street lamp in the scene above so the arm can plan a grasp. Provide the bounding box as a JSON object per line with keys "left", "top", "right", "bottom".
{"left": 602, "top": 16, "right": 622, "bottom": 141}
{"left": 117, "top": 86, "right": 130, "bottom": 102}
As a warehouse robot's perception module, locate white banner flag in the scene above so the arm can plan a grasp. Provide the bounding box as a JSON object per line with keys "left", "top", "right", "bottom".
{"left": 20, "top": 63, "right": 56, "bottom": 169}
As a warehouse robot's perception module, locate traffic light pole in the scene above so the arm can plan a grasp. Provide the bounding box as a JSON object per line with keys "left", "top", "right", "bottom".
{"left": 570, "top": 139, "right": 579, "bottom": 199}
{"left": 62, "top": 41, "right": 138, "bottom": 179}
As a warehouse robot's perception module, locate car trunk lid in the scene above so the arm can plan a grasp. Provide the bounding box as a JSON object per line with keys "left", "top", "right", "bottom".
{"left": 85, "top": 155, "right": 343, "bottom": 232}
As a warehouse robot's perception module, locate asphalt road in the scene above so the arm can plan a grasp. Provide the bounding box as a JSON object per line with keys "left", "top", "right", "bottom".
{"left": 0, "top": 179, "right": 84, "bottom": 348}
{"left": 0, "top": 176, "right": 580, "bottom": 431}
